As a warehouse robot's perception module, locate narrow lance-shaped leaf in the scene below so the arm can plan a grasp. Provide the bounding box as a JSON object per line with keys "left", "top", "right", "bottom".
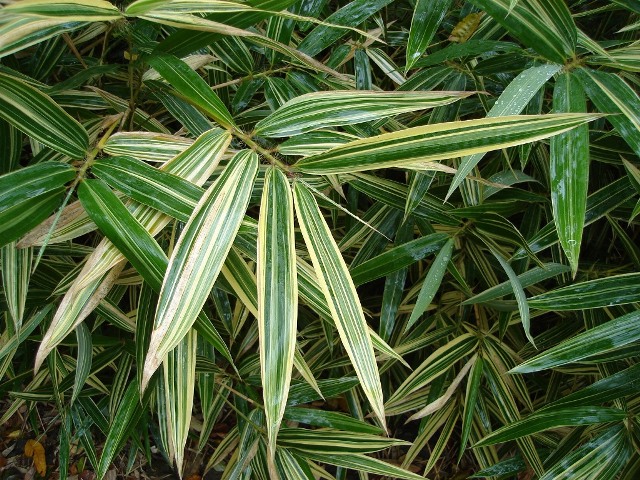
{"left": 147, "top": 54, "right": 236, "bottom": 129}
{"left": 293, "top": 182, "right": 386, "bottom": 429}
{"left": 406, "top": 0, "right": 452, "bottom": 71}
{"left": 254, "top": 91, "right": 472, "bottom": 138}
{"left": 0, "top": 72, "right": 88, "bottom": 158}
{"left": 468, "top": 0, "right": 577, "bottom": 64}
{"left": 528, "top": 272, "right": 640, "bottom": 310}
{"left": 1, "top": 242, "right": 33, "bottom": 332}
{"left": 294, "top": 114, "right": 598, "bottom": 174}
{"left": 34, "top": 129, "right": 231, "bottom": 371}
{"left": 161, "top": 328, "right": 196, "bottom": 472}
{"left": 475, "top": 407, "right": 627, "bottom": 447}
{"left": 257, "top": 167, "right": 298, "bottom": 458}
{"left": 142, "top": 150, "right": 258, "bottom": 391}
{"left": 551, "top": 72, "right": 589, "bottom": 277}
{"left": 511, "top": 309, "right": 640, "bottom": 373}
{"left": 406, "top": 237, "right": 454, "bottom": 331}
{"left": 446, "top": 64, "right": 561, "bottom": 199}
{"left": 575, "top": 68, "right": 640, "bottom": 157}
{"left": 491, "top": 248, "right": 533, "bottom": 346}
{"left": 2, "top": 0, "right": 123, "bottom": 21}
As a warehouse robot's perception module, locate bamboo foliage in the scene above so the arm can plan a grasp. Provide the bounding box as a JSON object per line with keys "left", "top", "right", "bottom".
{"left": 1, "top": 0, "right": 639, "bottom": 478}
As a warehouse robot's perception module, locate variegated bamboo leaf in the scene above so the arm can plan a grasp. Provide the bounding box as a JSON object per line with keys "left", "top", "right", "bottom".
{"left": 293, "top": 182, "right": 386, "bottom": 429}
{"left": 142, "top": 150, "right": 258, "bottom": 390}
{"left": 257, "top": 167, "right": 298, "bottom": 457}
{"left": 295, "top": 114, "right": 599, "bottom": 174}
{"left": 254, "top": 91, "right": 472, "bottom": 137}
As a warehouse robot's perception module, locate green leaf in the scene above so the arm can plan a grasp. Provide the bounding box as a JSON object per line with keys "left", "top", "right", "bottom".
{"left": 78, "top": 179, "right": 168, "bottom": 291}
{"left": 293, "top": 182, "right": 386, "bottom": 429}
{"left": 0, "top": 72, "right": 88, "bottom": 158}
{"left": 511, "top": 309, "right": 640, "bottom": 373}
{"left": 491, "top": 249, "right": 532, "bottom": 346}
{"left": 551, "top": 72, "right": 589, "bottom": 277}
{"left": 528, "top": 272, "right": 640, "bottom": 310}
{"left": 283, "top": 407, "right": 383, "bottom": 435}
{"left": 254, "top": 91, "right": 471, "bottom": 138}
{"left": 0, "top": 17, "right": 86, "bottom": 59}
{"left": 463, "top": 263, "right": 571, "bottom": 305}
{"left": 71, "top": 323, "right": 92, "bottom": 405}
{"left": 103, "top": 132, "right": 193, "bottom": 162}
{"left": 295, "top": 114, "right": 598, "bottom": 174}
{"left": 575, "top": 68, "right": 640, "bottom": 157}
{"left": 297, "top": 0, "right": 394, "bottom": 57}
{"left": 147, "top": 54, "right": 236, "bottom": 129}
{"left": 447, "top": 64, "right": 561, "bottom": 198}
{"left": 91, "top": 156, "right": 202, "bottom": 222}
{"left": 540, "top": 425, "right": 632, "bottom": 480}
{"left": 0, "top": 162, "right": 75, "bottom": 214}
{"left": 294, "top": 451, "right": 425, "bottom": 480}
{"left": 385, "top": 333, "right": 478, "bottom": 409}
{"left": 1, "top": 242, "right": 33, "bottom": 332}
{"left": 468, "top": 0, "right": 576, "bottom": 63}
{"left": 278, "top": 428, "right": 408, "bottom": 454}
{"left": 142, "top": 150, "right": 258, "bottom": 390}
{"left": 257, "top": 167, "right": 297, "bottom": 457}
{"left": 406, "top": 238, "right": 454, "bottom": 331}
{"left": 406, "top": 0, "right": 452, "bottom": 70}
{"left": 0, "top": 189, "right": 65, "bottom": 248}
{"left": 3, "top": 0, "right": 122, "bottom": 21}
{"left": 475, "top": 407, "right": 626, "bottom": 447}
{"left": 542, "top": 363, "right": 640, "bottom": 410}
{"left": 350, "top": 233, "right": 449, "bottom": 286}
{"left": 160, "top": 328, "right": 196, "bottom": 472}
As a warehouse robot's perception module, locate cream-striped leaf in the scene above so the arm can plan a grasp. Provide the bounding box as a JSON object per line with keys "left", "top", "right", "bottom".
{"left": 3, "top": 0, "right": 122, "bottom": 21}
{"left": 0, "top": 242, "right": 32, "bottom": 333}
{"left": 293, "top": 182, "right": 385, "bottom": 429}
{"left": 142, "top": 150, "right": 258, "bottom": 390}
{"left": 0, "top": 72, "right": 88, "bottom": 158}
{"left": 257, "top": 167, "right": 297, "bottom": 458}
{"left": 294, "top": 114, "right": 599, "bottom": 174}
{"left": 34, "top": 129, "right": 231, "bottom": 371}
{"left": 0, "top": 17, "right": 86, "bottom": 59}
{"left": 103, "top": 132, "right": 193, "bottom": 162}
{"left": 161, "top": 328, "right": 196, "bottom": 472}
{"left": 254, "top": 91, "right": 472, "bottom": 138}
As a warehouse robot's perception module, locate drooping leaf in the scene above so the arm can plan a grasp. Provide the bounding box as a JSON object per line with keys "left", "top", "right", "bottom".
{"left": 142, "top": 150, "right": 258, "bottom": 390}
{"left": 293, "top": 182, "right": 386, "bottom": 429}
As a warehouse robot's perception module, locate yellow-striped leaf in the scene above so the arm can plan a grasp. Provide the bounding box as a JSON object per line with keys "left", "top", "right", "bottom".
{"left": 0, "top": 72, "right": 88, "bottom": 158}
{"left": 3, "top": 0, "right": 122, "bottom": 21}
{"left": 254, "top": 91, "right": 472, "bottom": 138}
{"left": 257, "top": 167, "right": 298, "bottom": 457}
{"left": 293, "top": 182, "right": 386, "bottom": 429}
{"left": 294, "top": 114, "right": 599, "bottom": 174}
{"left": 142, "top": 150, "right": 258, "bottom": 390}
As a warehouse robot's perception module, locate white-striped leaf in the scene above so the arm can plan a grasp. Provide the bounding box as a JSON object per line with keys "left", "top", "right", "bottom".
{"left": 0, "top": 242, "right": 33, "bottom": 332}
{"left": 294, "top": 114, "right": 599, "bottom": 174}
{"left": 0, "top": 72, "right": 88, "bottom": 158}
{"left": 0, "top": 17, "right": 86, "bottom": 59}
{"left": 293, "top": 182, "right": 386, "bottom": 429}
{"left": 254, "top": 91, "right": 472, "bottom": 138}
{"left": 142, "top": 150, "right": 258, "bottom": 390}
{"left": 103, "top": 132, "right": 193, "bottom": 162}
{"left": 257, "top": 167, "right": 298, "bottom": 457}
